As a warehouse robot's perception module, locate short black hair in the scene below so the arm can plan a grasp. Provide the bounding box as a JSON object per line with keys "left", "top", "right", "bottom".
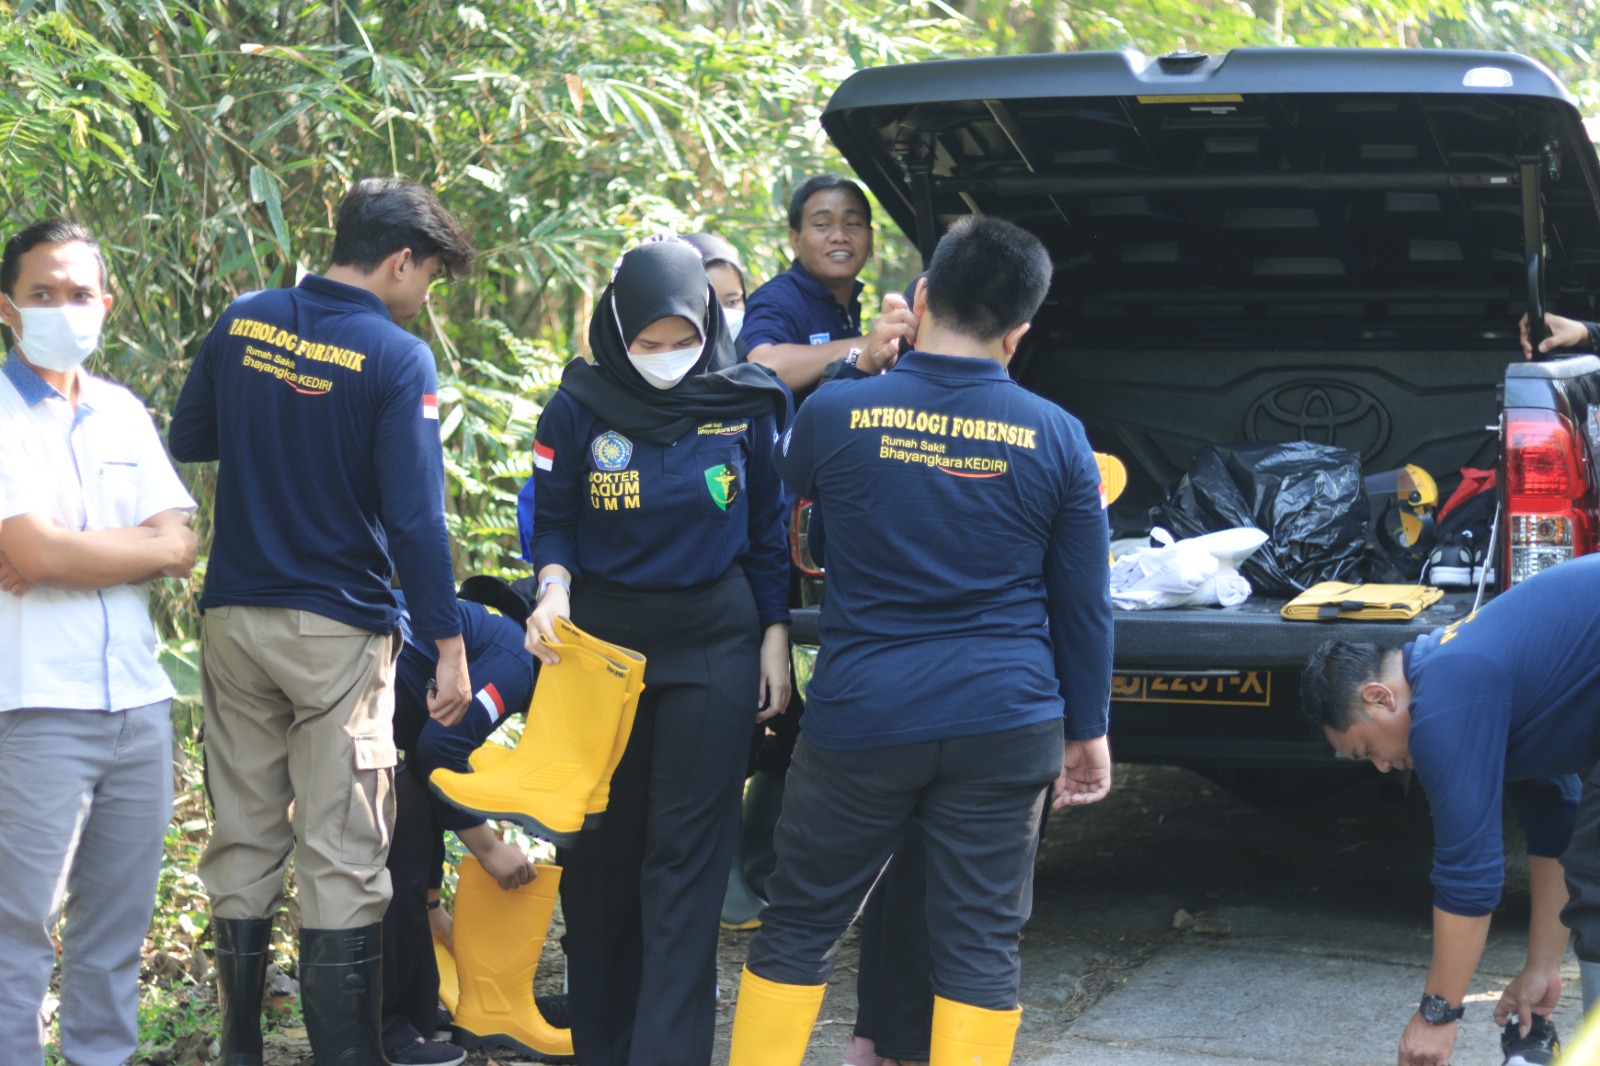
{"left": 922, "top": 217, "right": 1052, "bottom": 343}
{"left": 786, "top": 174, "right": 871, "bottom": 232}
{"left": 1300, "top": 640, "right": 1392, "bottom": 733}
{"left": 1, "top": 219, "right": 106, "bottom": 297}
{"left": 329, "top": 178, "right": 476, "bottom": 282}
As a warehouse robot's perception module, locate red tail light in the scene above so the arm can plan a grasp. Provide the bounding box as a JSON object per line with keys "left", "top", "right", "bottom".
{"left": 1506, "top": 410, "right": 1583, "bottom": 497}
{"left": 1504, "top": 408, "right": 1592, "bottom": 584}
{"left": 789, "top": 498, "right": 824, "bottom": 578}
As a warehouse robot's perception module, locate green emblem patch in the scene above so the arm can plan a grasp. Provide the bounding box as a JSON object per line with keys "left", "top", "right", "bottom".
{"left": 704, "top": 464, "right": 739, "bottom": 511}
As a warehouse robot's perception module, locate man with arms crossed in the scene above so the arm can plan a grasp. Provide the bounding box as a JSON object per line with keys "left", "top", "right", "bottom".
{"left": 1300, "top": 554, "right": 1600, "bottom": 1066}
{"left": 0, "top": 219, "right": 198, "bottom": 1066}
{"left": 171, "top": 178, "right": 475, "bottom": 1065}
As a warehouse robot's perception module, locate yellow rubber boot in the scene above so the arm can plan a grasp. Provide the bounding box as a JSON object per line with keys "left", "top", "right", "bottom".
{"left": 468, "top": 743, "right": 512, "bottom": 773}
{"left": 728, "top": 966, "right": 827, "bottom": 1066}
{"left": 929, "top": 996, "right": 1022, "bottom": 1066}
{"left": 550, "top": 616, "right": 646, "bottom": 826}
{"left": 433, "top": 935, "right": 460, "bottom": 1015}
{"left": 450, "top": 857, "right": 574, "bottom": 1060}
{"left": 430, "top": 640, "right": 632, "bottom": 846}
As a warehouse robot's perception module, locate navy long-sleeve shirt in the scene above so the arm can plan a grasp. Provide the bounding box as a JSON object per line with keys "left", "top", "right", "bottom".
{"left": 773, "top": 350, "right": 1113, "bottom": 750}
{"left": 526, "top": 391, "right": 790, "bottom": 629}
{"left": 1401, "top": 553, "right": 1600, "bottom": 916}
{"left": 169, "top": 274, "right": 459, "bottom": 642}
{"left": 394, "top": 593, "right": 534, "bottom": 833}
{"left": 742, "top": 262, "right": 864, "bottom": 405}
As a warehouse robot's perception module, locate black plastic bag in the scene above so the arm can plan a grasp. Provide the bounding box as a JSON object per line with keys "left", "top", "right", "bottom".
{"left": 1151, "top": 441, "right": 1370, "bottom": 596}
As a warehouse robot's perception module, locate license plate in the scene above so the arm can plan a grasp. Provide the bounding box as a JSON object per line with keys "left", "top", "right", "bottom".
{"left": 1110, "top": 671, "right": 1272, "bottom": 707}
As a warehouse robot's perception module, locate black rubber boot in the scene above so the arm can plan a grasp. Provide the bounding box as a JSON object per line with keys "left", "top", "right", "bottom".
{"left": 740, "top": 769, "right": 785, "bottom": 898}
{"left": 720, "top": 857, "right": 768, "bottom": 930}
{"left": 214, "top": 917, "right": 273, "bottom": 1066}
{"left": 300, "top": 924, "right": 389, "bottom": 1065}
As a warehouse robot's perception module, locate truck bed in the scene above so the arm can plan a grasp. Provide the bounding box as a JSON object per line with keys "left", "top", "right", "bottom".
{"left": 790, "top": 590, "right": 1479, "bottom": 667}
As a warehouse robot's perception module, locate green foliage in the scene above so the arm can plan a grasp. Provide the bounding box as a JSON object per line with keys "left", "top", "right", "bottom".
{"left": 8, "top": 0, "right": 1600, "bottom": 1054}
{"left": 8, "top": 0, "right": 1599, "bottom": 630}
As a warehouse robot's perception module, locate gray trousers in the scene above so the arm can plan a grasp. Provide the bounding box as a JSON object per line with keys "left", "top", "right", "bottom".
{"left": 0, "top": 702, "right": 174, "bottom": 1066}
{"left": 745, "top": 719, "right": 1062, "bottom": 1010}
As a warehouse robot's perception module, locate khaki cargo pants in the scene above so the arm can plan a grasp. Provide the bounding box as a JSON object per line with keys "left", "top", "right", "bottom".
{"left": 197, "top": 605, "right": 399, "bottom": 929}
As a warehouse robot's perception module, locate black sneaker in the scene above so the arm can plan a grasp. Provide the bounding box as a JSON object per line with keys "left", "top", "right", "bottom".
{"left": 384, "top": 1016, "right": 469, "bottom": 1066}
{"left": 1501, "top": 1015, "right": 1560, "bottom": 1066}
{"left": 1425, "top": 535, "right": 1479, "bottom": 587}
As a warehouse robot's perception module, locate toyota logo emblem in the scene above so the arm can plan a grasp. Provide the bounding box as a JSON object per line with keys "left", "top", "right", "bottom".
{"left": 1244, "top": 381, "right": 1390, "bottom": 454}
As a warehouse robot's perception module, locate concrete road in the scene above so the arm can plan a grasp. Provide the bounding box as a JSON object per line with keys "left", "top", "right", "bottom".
{"left": 1016, "top": 764, "right": 1580, "bottom": 1066}
{"left": 714, "top": 763, "right": 1580, "bottom": 1066}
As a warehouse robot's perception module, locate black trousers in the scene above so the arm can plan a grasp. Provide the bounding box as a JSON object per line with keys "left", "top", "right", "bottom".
{"left": 747, "top": 720, "right": 1062, "bottom": 1010}
{"left": 749, "top": 669, "right": 936, "bottom": 1059}
{"left": 1563, "top": 760, "right": 1600, "bottom": 961}
{"left": 559, "top": 569, "right": 760, "bottom": 1066}
{"left": 854, "top": 834, "right": 934, "bottom": 1060}
{"left": 381, "top": 760, "right": 442, "bottom": 1036}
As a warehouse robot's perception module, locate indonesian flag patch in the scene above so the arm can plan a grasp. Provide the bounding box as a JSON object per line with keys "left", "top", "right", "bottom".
{"left": 533, "top": 441, "right": 555, "bottom": 472}
{"left": 474, "top": 682, "right": 506, "bottom": 723}
{"left": 422, "top": 394, "right": 439, "bottom": 420}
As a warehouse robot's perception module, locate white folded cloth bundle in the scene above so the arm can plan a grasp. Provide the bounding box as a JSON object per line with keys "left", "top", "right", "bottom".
{"left": 1109, "top": 527, "right": 1269, "bottom": 610}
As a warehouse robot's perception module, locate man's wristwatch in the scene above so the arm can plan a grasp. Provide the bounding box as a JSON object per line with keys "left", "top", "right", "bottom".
{"left": 843, "top": 346, "right": 863, "bottom": 370}
{"left": 1418, "top": 994, "right": 1464, "bottom": 1025}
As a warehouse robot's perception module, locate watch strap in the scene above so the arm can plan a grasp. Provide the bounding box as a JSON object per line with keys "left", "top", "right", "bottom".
{"left": 1419, "top": 993, "right": 1463, "bottom": 1024}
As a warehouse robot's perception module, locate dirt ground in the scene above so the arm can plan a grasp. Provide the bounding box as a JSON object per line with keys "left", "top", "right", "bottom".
{"left": 246, "top": 760, "right": 1462, "bottom": 1066}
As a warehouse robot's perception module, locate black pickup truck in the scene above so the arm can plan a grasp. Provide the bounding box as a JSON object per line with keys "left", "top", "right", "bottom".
{"left": 792, "top": 47, "right": 1600, "bottom": 790}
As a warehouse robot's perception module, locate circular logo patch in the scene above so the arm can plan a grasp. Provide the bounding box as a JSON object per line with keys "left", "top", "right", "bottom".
{"left": 592, "top": 430, "right": 633, "bottom": 472}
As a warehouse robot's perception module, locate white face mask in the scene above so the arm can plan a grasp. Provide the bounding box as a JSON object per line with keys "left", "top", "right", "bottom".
{"left": 628, "top": 344, "right": 704, "bottom": 390}
{"left": 723, "top": 306, "right": 745, "bottom": 339}
{"left": 9, "top": 299, "right": 103, "bottom": 372}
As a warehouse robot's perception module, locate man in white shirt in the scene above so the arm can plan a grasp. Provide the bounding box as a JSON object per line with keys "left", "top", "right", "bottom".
{"left": 0, "top": 219, "right": 198, "bottom": 1066}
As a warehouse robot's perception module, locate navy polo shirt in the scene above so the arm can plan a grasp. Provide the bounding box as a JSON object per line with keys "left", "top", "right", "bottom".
{"left": 524, "top": 392, "right": 790, "bottom": 629}
{"left": 1400, "top": 552, "right": 1600, "bottom": 916}
{"left": 169, "top": 274, "right": 459, "bottom": 642}
{"left": 742, "top": 262, "right": 864, "bottom": 404}
{"left": 394, "top": 593, "right": 534, "bottom": 832}
{"left": 773, "top": 350, "right": 1113, "bottom": 750}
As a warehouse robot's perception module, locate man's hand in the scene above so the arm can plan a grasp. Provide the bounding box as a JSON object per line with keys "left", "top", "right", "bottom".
{"left": 429, "top": 635, "right": 471, "bottom": 726}
{"left": 1520, "top": 312, "right": 1589, "bottom": 358}
{"left": 459, "top": 822, "right": 536, "bottom": 890}
{"left": 1053, "top": 734, "right": 1112, "bottom": 808}
{"left": 1398, "top": 1013, "right": 1455, "bottom": 1066}
{"left": 158, "top": 523, "right": 200, "bottom": 578}
{"left": 428, "top": 901, "right": 454, "bottom": 954}
{"left": 859, "top": 293, "right": 916, "bottom": 372}
{"left": 479, "top": 838, "right": 536, "bottom": 891}
{"left": 756, "top": 624, "right": 791, "bottom": 723}
{"left": 1494, "top": 964, "right": 1561, "bottom": 1037}
{"left": 0, "top": 552, "right": 34, "bottom": 596}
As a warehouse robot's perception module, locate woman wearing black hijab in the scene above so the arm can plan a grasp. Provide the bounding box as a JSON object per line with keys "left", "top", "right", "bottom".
{"left": 522, "top": 236, "right": 793, "bottom": 1066}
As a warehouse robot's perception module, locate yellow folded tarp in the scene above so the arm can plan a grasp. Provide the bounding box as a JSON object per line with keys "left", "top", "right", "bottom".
{"left": 1281, "top": 582, "right": 1444, "bottom": 622}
